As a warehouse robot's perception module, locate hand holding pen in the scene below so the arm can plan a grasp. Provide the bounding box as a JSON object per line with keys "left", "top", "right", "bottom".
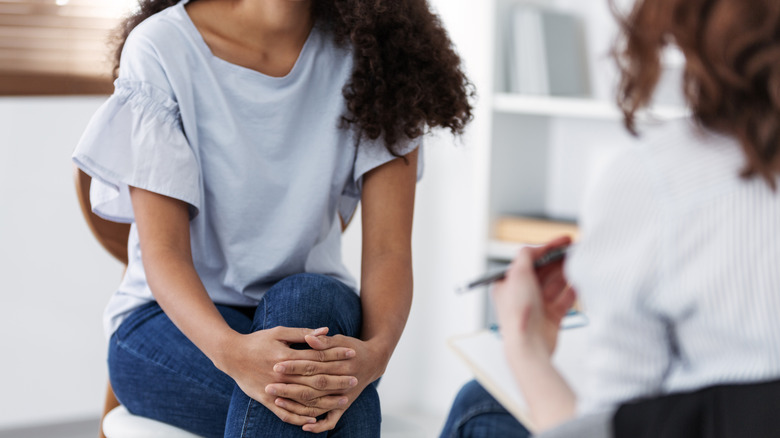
{"left": 491, "top": 236, "right": 576, "bottom": 356}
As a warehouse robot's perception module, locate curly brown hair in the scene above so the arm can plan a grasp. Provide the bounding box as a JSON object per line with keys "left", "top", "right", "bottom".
{"left": 613, "top": 0, "right": 780, "bottom": 187}
{"left": 113, "top": 0, "right": 474, "bottom": 155}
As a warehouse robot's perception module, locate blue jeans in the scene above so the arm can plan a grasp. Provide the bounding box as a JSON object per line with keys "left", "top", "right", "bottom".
{"left": 440, "top": 380, "right": 531, "bottom": 438}
{"left": 108, "top": 273, "right": 380, "bottom": 438}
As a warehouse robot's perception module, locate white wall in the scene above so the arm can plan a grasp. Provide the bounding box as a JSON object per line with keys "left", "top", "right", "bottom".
{"left": 0, "top": 97, "right": 124, "bottom": 428}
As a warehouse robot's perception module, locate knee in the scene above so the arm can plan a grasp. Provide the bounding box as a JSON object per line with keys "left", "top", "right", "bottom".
{"left": 259, "top": 274, "right": 361, "bottom": 335}
{"left": 338, "top": 382, "right": 381, "bottom": 435}
{"left": 441, "top": 380, "right": 530, "bottom": 438}
{"left": 454, "top": 380, "right": 494, "bottom": 408}
{"left": 267, "top": 273, "right": 353, "bottom": 311}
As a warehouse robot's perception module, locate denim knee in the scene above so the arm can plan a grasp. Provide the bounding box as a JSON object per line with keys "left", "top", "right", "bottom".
{"left": 265, "top": 273, "right": 351, "bottom": 308}
{"left": 256, "top": 273, "right": 362, "bottom": 337}
{"left": 440, "top": 380, "right": 530, "bottom": 438}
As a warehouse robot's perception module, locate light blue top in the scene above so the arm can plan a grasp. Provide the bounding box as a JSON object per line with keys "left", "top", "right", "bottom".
{"left": 72, "top": 2, "right": 422, "bottom": 336}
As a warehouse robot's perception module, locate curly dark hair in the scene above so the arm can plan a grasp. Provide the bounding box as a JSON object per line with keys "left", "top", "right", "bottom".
{"left": 112, "top": 0, "right": 474, "bottom": 154}
{"left": 612, "top": 0, "right": 780, "bottom": 187}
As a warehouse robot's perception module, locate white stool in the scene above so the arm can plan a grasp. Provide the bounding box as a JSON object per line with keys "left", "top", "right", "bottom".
{"left": 102, "top": 405, "right": 204, "bottom": 438}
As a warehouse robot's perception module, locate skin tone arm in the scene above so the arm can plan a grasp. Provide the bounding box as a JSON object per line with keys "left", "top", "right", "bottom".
{"left": 129, "top": 188, "right": 360, "bottom": 427}
{"left": 269, "top": 148, "right": 419, "bottom": 432}
{"left": 492, "top": 237, "right": 578, "bottom": 431}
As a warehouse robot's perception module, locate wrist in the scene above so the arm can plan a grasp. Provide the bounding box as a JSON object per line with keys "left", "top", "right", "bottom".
{"left": 206, "top": 328, "right": 243, "bottom": 373}
{"left": 503, "top": 330, "right": 551, "bottom": 362}
{"left": 363, "top": 338, "right": 394, "bottom": 380}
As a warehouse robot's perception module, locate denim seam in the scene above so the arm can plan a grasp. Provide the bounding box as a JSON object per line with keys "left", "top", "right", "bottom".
{"left": 114, "top": 338, "right": 229, "bottom": 401}
{"left": 261, "top": 294, "right": 269, "bottom": 330}
{"left": 238, "top": 298, "right": 267, "bottom": 437}
{"left": 240, "top": 399, "right": 253, "bottom": 438}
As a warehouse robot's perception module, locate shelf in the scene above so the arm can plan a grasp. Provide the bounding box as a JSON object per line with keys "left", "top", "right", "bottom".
{"left": 493, "top": 93, "right": 689, "bottom": 121}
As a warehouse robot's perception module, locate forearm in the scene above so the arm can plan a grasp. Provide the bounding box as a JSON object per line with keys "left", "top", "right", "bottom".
{"left": 504, "top": 332, "right": 576, "bottom": 431}
{"left": 358, "top": 251, "right": 413, "bottom": 378}
{"left": 142, "top": 245, "right": 237, "bottom": 367}
{"left": 355, "top": 148, "right": 417, "bottom": 381}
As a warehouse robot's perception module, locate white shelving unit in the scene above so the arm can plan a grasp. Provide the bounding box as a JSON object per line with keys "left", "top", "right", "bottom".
{"left": 493, "top": 93, "right": 688, "bottom": 121}
{"left": 484, "top": 0, "right": 686, "bottom": 265}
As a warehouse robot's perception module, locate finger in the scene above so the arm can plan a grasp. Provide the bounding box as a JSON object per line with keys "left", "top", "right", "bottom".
{"left": 528, "top": 236, "right": 572, "bottom": 266}
{"left": 274, "top": 359, "right": 354, "bottom": 377}
{"left": 305, "top": 334, "right": 328, "bottom": 350}
{"left": 284, "top": 346, "right": 356, "bottom": 363}
{"left": 540, "top": 270, "right": 567, "bottom": 300}
{"left": 304, "top": 333, "right": 351, "bottom": 351}
{"left": 536, "top": 236, "right": 572, "bottom": 256}
{"left": 550, "top": 285, "right": 577, "bottom": 318}
{"left": 304, "top": 334, "right": 356, "bottom": 351}
{"left": 275, "top": 395, "right": 348, "bottom": 417}
{"left": 266, "top": 383, "right": 330, "bottom": 405}
{"left": 264, "top": 397, "right": 317, "bottom": 426}
{"left": 270, "top": 326, "right": 329, "bottom": 343}
{"left": 303, "top": 409, "right": 345, "bottom": 433}
{"left": 505, "top": 246, "right": 537, "bottom": 278}
{"left": 274, "top": 373, "right": 358, "bottom": 392}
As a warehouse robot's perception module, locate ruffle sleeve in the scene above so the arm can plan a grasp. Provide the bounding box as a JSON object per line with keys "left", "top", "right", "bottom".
{"left": 72, "top": 79, "right": 201, "bottom": 223}
{"left": 338, "top": 138, "right": 424, "bottom": 224}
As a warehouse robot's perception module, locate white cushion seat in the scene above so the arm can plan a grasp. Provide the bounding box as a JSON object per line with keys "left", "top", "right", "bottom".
{"left": 102, "top": 405, "right": 204, "bottom": 438}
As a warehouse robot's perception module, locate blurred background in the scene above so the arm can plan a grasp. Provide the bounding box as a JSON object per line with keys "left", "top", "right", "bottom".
{"left": 0, "top": 0, "right": 685, "bottom": 436}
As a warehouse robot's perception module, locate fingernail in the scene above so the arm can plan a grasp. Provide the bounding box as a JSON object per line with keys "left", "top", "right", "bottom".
{"left": 307, "top": 418, "right": 317, "bottom": 424}
{"left": 274, "top": 363, "right": 286, "bottom": 373}
{"left": 275, "top": 398, "right": 285, "bottom": 408}
{"left": 266, "top": 386, "right": 277, "bottom": 396}
{"left": 349, "top": 377, "right": 357, "bottom": 387}
{"left": 313, "top": 327, "right": 327, "bottom": 334}
{"left": 345, "top": 349, "right": 356, "bottom": 358}
{"left": 338, "top": 397, "right": 348, "bottom": 406}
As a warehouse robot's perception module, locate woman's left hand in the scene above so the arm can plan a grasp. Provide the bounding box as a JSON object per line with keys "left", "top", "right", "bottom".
{"left": 265, "top": 334, "right": 385, "bottom": 432}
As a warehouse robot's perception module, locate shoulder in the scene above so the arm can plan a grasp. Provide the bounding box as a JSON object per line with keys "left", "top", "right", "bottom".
{"left": 623, "top": 118, "right": 744, "bottom": 209}
{"left": 118, "top": 4, "right": 193, "bottom": 79}
{"left": 124, "top": 4, "right": 189, "bottom": 50}
{"left": 589, "top": 118, "right": 738, "bottom": 207}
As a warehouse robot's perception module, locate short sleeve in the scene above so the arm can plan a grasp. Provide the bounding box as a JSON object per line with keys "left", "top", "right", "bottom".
{"left": 72, "top": 80, "right": 200, "bottom": 223}
{"left": 338, "top": 138, "right": 424, "bottom": 224}
{"left": 566, "top": 148, "right": 674, "bottom": 416}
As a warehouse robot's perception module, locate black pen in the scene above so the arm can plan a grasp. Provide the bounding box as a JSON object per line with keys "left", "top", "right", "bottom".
{"left": 456, "top": 245, "right": 570, "bottom": 293}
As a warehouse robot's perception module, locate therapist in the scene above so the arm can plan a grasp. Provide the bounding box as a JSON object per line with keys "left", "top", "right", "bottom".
{"left": 441, "top": 0, "right": 780, "bottom": 436}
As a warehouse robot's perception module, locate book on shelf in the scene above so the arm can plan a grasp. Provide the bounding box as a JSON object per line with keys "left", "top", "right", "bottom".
{"left": 493, "top": 215, "right": 579, "bottom": 245}
{"left": 506, "top": 5, "right": 589, "bottom": 97}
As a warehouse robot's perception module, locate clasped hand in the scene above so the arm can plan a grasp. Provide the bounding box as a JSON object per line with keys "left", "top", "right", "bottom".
{"left": 219, "top": 326, "right": 377, "bottom": 433}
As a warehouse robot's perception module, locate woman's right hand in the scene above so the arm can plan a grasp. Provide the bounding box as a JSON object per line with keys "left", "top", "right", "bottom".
{"left": 214, "top": 326, "right": 358, "bottom": 426}
{"left": 493, "top": 236, "right": 575, "bottom": 357}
